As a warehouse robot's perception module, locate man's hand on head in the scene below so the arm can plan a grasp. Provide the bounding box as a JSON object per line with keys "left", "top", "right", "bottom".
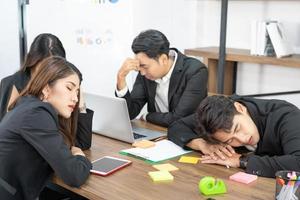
{"left": 117, "top": 58, "right": 140, "bottom": 90}
{"left": 118, "top": 58, "right": 140, "bottom": 78}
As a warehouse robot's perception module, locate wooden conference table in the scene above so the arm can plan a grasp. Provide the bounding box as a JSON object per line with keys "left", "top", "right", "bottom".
{"left": 53, "top": 120, "right": 275, "bottom": 200}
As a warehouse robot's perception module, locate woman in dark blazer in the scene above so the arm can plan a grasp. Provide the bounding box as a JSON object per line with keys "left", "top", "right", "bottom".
{"left": 0, "top": 33, "right": 93, "bottom": 150}
{"left": 0, "top": 56, "right": 92, "bottom": 200}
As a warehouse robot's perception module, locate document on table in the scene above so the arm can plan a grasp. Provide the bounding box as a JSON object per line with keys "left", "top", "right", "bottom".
{"left": 120, "top": 140, "right": 191, "bottom": 163}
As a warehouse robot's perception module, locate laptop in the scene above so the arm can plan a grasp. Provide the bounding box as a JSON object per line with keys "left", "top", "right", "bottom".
{"left": 84, "top": 93, "right": 167, "bottom": 143}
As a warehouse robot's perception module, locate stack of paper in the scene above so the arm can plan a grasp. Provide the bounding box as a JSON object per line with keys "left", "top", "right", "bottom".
{"left": 120, "top": 140, "right": 191, "bottom": 163}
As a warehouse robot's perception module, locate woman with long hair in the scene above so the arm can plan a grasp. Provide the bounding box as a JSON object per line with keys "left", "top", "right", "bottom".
{"left": 0, "top": 56, "right": 91, "bottom": 200}
{"left": 0, "top": 33, "right": 93, "bottom": 150}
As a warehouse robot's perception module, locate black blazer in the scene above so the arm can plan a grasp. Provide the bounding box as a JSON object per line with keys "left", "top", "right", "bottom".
{"left": 0, "top": 71, "right": 93, "bottom": 150}
{"left": 168, "top": 96, "right": 300, "bottom": 178}
{"left": 0, "top": 96, "right": 91, "bottom": 200}
{"left": 0, "top": 71, "right": 29, "bottom": 121}
{"left": 121, "top": 48, "right": 208, "bottom": 127}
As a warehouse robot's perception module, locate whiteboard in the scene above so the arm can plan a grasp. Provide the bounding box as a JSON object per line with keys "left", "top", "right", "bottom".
{"left": 0, "top": 0, "right": 21, "bottom": 79}
{"left": 26, "top": 0, "right": 135, "bottom": 97}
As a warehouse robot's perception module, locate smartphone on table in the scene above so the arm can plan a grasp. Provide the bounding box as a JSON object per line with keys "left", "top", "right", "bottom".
{"left": 90, "top": 156, "right": 132, "bottom": 176}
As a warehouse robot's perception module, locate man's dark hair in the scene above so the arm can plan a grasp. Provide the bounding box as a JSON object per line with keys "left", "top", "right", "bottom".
{"left": 131, "top": 29, "right": 170, "bottom": 59}
{"left": 196, "top": 95, "right": 238, "bottom": 143}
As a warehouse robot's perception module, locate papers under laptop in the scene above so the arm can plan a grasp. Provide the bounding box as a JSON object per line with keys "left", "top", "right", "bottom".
{"left": 84, "top": 93, "right": 167, "bottom": 143}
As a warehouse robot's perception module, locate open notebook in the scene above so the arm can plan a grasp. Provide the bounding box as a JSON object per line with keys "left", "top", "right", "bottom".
{"left": 120, "top": 140, "right": 191, "bottom": 163}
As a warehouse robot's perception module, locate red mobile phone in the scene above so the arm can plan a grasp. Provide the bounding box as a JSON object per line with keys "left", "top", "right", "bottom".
{"left": 90, "top": 156, "right": 132, "bottom": 176}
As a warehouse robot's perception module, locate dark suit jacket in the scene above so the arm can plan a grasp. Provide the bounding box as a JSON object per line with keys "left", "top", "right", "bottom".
{"left": 168, "top": 95, "right": 300, "bottom": 178}
{"left": 121, "top": 48, "right": 208, "bottom": 127}
{"left": 0, "top": 96, "right": 91, "bottom": 200}
{"left": 0, "top": 71, "right": 29, "bottom": 121}
{"left": 0, "top": 71, "right": 93, "bottom": 150}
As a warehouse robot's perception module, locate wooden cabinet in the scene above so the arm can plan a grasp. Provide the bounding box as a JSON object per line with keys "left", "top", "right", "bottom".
{"left": 185, "top": 46, "right": 300, "bottom": 95}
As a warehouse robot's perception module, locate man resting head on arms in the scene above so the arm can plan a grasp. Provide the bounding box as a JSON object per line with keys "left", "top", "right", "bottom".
{"left": 168, "top": 95, "right": 300, "bottom": 178}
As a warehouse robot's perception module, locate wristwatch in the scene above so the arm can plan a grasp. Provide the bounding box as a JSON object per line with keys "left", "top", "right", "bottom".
{"left": 239, "top": 154, "right": 248, "bottom": 169}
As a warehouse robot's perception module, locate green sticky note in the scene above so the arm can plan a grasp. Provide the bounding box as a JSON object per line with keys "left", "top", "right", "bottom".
{"left": 148, "top": 171, "right": 174, "bottom": 182}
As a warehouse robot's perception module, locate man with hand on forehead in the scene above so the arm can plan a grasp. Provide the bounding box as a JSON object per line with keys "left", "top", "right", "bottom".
{"left": 115, "top": 29, "right": 208, "bottom": 128}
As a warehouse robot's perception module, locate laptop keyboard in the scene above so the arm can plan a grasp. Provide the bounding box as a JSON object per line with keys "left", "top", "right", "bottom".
{"left": 133, "top": 132, "right": 146, "bottom": 139}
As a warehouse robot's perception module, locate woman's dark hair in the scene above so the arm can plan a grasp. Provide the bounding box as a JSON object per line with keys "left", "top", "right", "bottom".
{"left": 21, "top": 33, "right": 66, "bottom": 73}
{"left": 12, "top": 56, "right": 82, "bottom": 147}
{"left": 131, "top": 29, "right": 170, "bottom": 60}
{"left": 196, "top": 95, "right": 238, "bottom": 144}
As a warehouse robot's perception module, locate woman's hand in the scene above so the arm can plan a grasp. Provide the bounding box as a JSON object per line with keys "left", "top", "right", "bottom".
{"left": 78, "top": 87, "right": 87, "bottom": 113}
{"left": 71, "top": 146, "right": 86, "bottom": 157}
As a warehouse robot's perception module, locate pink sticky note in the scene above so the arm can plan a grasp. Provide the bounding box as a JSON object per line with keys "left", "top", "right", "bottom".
{"left": 229, "top": 172, "right": 258, "bottom": 184}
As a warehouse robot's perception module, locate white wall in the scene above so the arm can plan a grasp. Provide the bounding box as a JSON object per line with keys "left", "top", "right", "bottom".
{"left": 130, "top": 0, "right": 198, "bottom": 115}
{"left": 25, "top": 0, "right": 197, "bottom": 97}
{"left": 3, "top": 0, "right": 299, "bottom": 108}
{"left": 0, "top": 0, "right": 21, "bottom": 79}
{"left": 26, "top": 0, "right": 134, "bottom": 96}
{"left": 195, "top": 0, "right": 300, "bottom": 107}
{"left": 132, "top": 0, "right": 198, "bottom": 52}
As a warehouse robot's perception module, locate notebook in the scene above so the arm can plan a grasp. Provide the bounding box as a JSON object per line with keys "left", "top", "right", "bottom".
{"left": 120, "top": 140, "right": 191, "bottom": 163}
{"left": 84, "top": 93, "right": 166, "bottom": 143}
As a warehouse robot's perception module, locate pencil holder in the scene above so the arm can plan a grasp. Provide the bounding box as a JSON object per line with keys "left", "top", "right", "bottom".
{"left": 275, "top": 170, "right": 300, "bottom": 200}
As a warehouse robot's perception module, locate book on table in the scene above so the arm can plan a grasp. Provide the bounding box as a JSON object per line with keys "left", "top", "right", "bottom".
{"left": 120, "top": 140, "right": 191, "bottom": 163}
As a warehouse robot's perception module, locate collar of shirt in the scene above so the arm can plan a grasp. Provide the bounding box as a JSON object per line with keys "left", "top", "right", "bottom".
{"left": 245, "top": 144, "right": 257, "bottom": 152}
{"left": 155, "top": 49, "right": 178, "bottom": 84}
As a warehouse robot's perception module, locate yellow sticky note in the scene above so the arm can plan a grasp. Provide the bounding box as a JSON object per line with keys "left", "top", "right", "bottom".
{"left": 178, "top": 156, "right": 200, "bottom": 164}
{"left": 152, "top": 163, "right": 179, "bottom": 172}
{"left": 132, "top": 140, "right": 155, "bottom": 148}
{"left": 148, "top": 171, "right": 174, "bottom": 182}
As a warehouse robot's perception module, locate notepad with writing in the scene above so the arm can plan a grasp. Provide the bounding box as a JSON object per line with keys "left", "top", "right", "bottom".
{"left": 120, "top": 140, "right": 191, "bottom": 163}
{"left": 229, "top": 172, "right": 258, "bottom": 184}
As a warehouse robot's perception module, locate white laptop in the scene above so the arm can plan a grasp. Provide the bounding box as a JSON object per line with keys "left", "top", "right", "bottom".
{"left": 84, "top": 93, "right": 167, "bottom": 143}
